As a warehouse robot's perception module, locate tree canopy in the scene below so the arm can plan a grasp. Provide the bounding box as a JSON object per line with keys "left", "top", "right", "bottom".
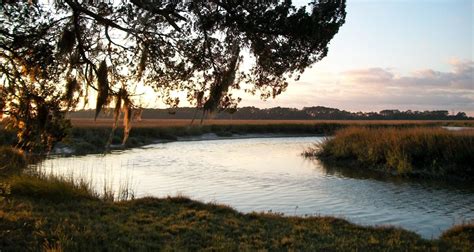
{"left": 0, "top": 0, "right": 346, "bottom": 152}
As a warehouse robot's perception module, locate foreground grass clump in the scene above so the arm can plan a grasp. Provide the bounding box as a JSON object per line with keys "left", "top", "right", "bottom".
{"left": 0, "top": 158, "right": 472, "bottom": 250}
{"left": 0, "top": 146, "right": 27, "bottom": 176}
{"left": 8, "top": 174, "right": 98, "bottom": 202}
{"left": 440, "top": 223, "right": 474, "bottom": 249}
{"left": 305, "top": 127, "right": 474, "bottom": 180}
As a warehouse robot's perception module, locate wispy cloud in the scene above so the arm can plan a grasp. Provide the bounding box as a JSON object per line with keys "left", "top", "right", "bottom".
{"left": 343, "top": 60, "right": 473, "bottom": 90}
{"left": 240, "top": 60, "right": 474, "bottom": 115}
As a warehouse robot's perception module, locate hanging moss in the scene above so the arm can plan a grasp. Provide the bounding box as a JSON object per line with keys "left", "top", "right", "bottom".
{"left": 95, "top": 60, "right": 109, "bottom": 120}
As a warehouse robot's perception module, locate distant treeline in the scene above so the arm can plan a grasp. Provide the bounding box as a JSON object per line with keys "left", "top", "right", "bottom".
{"left": 69, "top": 106, "right": 472, "bottom": 120}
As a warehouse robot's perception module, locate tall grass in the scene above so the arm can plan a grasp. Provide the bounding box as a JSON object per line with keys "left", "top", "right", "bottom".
{"left": 4, "top": 166, "right": 135, "bottom": 203}
{"left": 67, "top": 123, "right": 339, "bottom": 154}
{"left": 9, "top": 173, "right": 99, "bottom": 202}
{"left": 2, "top": 171, "right": 473, "bottom": 250}
{"left": 4, "top": 119, "right": 473, "bottom": 155}
{"left": 305, "top": 127, "right": 474, "bottom": 179}
{"left": 0, "top": 146, "right": 27, "bottom": 176}
{"left": 70, "top": 118, "right": 474, "bottom": 128}
{"left": 67, "top": 122, "right": 448, "bottom": 155}
{"left": 0, "top": 144, "right": 473, "bottom": 249}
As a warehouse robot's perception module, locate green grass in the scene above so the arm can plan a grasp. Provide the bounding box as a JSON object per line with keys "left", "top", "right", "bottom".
{"left": 63, "top": 124, "right": 337, "bottom": 155}
{"left": 305, "top": 127, "right": 474, "bottom": 180}
{"left": 60, "top": 122, "right": 457, "bottom": 155}
{"left": 0, "top": 147, "right": 473, "bottom": 250}
{"left": 8, "top": 174, "right": 98, "bottom": 202}
{"left": 1, "top": 175, "right": 473, "bottom": 251}
{"left": 3, "top": 120, "right": 473, "bottom": 155}
{"left": 0, "top": 146, "right": 27, "bottom": 176}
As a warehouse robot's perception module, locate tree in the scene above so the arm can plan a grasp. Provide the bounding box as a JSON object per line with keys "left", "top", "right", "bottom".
{"left": 455, "top": 112, "right": 467, "bottom": 119}
{"left": 0, "top": 0, "right": 346, "bottom": 152}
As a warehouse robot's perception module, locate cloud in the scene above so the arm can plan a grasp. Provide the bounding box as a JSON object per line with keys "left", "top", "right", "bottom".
{"left": 240, "top": 60, "right": 474, "bottom": 115}
{"left": 343, "top": 60, "right": 474, "bottom": 90}
{"left": 343, "top": 68, "right": 394, "bottom": 84}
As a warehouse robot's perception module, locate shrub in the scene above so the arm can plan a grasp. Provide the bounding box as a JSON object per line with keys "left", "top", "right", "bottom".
{"left": 0, "top": 146, "right": 27, "bottom": 176}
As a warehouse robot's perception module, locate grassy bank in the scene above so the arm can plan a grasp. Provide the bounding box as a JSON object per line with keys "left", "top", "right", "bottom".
{"left": 70, "top": 118, "right": 474, "bottom": 128}
{"left": 4, "top": 119, "right": 472, "bottom": 155}
{"left": 305, "top": 127, "right": 474, "bottom": 180}
{"left": 1, "top": 146, "right": 473, "bottom": 250}
{"left": 67, "top": 123, "right": 340, "bottom": 154}
{"left": 2, "top": 119, "right": 473, "bottom": 155}
{"left": 1, "top": 173, "right": 473, "bottom": 250}
{"left": 2, "top": 121, "right": 347, "bottom": 154}
{"left": 66, "top": 121, "right": 471, "bottom": 155}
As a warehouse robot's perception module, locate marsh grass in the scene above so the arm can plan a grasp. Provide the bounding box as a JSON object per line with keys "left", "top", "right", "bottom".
{"left": 70, "top": 118, "right": 474, "bottom": 128}
{"left": 440, "top": 222, "right": 474, "bottom": 249}
{"left": 3, "top": 119, "right": 473, "bottom": 155}
{"left": 67, "top": 124, "right": 333, "bottom": 154}
{"left": 306, "top": 127, "right": 474, "bottom": 179}
{"left": 0, "top": 146, "right": 27, "bottom": 176}
{"left": 9, "top": 173, "right": 98, "bottom": 202}
{"left": 2, "top": 173, "right": 473, "bottom": 251}
{"left": 5, "top": 162, "right": 135, "bottom": 203}
{"left": 66, "top": 122, "right": 446, "bottom": 155}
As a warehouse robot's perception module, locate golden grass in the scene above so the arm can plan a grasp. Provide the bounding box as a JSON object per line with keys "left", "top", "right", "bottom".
{"left": 70, "top": 118, "right": 474, "bottom": 128}
{"left": 1, "top": 172, "right": 472, "bottom": 251}
{"left": 0, "top": 146, "right": 27, "bottom": 176}
{"left": 309, "top": 127, "right": 474, "bottom": 179}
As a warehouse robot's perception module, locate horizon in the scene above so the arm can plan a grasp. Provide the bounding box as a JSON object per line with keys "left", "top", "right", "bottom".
{"left": 72, "top": 104, "right": 472, "bottom": 115}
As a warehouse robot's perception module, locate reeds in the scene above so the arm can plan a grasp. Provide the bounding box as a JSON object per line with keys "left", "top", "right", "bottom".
{"left": 0, "top": 143, "right": 472, "bottom": 250}
{"left": 5, "top": 164, "right": 135, "bottom": 202}
{"left": 306, "top": 127, "right": 474, "bottom": 179}
{"left": 69, "top": 118, "right": 474, "bottom": 128}
{"left": 0, "top": 146, "right": 27, "bottom": 176}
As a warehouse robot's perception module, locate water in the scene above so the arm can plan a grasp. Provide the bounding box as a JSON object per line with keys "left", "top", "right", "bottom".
{"left": 38, "top": 136, "right": 474, "bottom": 239}
{"left": 442, "top": 126, "right": 474, "bottom": 131}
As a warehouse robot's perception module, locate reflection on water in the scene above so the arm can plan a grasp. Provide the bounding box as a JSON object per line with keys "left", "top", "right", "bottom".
{"left": 442, "top": 126, "right": 474, "bottom": 131}
{"left": 37, "top": 136, "right": 474, "bottom": 239}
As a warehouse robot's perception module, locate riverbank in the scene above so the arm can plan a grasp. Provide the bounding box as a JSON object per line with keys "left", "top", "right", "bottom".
{"left": 67, "top": 123, "right": 334, "bottom": 155}
{"left": 1, "top": 171, "right": 473, "bottom": 250}
{"left": 304, "top": 127, "right": 474, "bottom": 181}
{"left": 3, "top": 119, "right": 473, "bottom": 156}
{"left": 69, "top": 118, "right": 474, "bottom": 128}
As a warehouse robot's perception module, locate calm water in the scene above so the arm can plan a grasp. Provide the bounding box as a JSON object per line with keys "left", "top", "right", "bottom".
{"left": 38, "top": 136, "right": 474, "bottom": 239}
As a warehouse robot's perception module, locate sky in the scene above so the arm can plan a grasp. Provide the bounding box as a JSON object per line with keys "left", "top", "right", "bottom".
{"left": 235, "top": 0, "right": 474, "bottom": 115}
{"left": 133, "top": 0, "right": 474, "bottom": 115}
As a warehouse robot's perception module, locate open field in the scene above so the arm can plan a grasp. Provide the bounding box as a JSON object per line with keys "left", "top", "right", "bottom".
{"left": 70, "top": 118, "right": 474, "bottom": 128}
{"left": 305, "top": 127, "right": 474, "bottom": 180}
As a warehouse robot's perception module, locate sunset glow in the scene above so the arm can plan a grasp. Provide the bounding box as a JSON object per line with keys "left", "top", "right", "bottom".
{"left": 242, "top": 0, "right": 473, "bottom": 114}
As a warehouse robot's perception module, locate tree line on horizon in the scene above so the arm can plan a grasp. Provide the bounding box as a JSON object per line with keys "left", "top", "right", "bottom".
{"left": 70, "top": 106, "right": 471, "bottom": 121}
